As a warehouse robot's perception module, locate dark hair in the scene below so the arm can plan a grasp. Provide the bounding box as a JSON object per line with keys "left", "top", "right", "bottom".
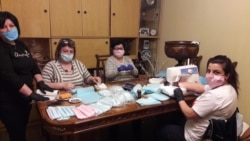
{"left": 54, "top": 38, "right": 76, "bottom": 61}
{"left": 0, "top": 11, "right": 21, "bottom": 38}
{"left": 110, "top": 39, "right": 125, "bottom": 49}
{"left": 206, "top": 55, "right": 239, "bottom": 94}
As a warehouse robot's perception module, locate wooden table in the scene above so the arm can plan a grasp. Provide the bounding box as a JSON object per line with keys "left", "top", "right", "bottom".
{"left": 36, "top": 77, "right": 196, "bottom": 138}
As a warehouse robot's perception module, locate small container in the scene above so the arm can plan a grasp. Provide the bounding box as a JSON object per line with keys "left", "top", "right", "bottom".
{"left": 137, "top": 90, "right": 142, "bottom": 99}
{"left": 68, "top": 98, "right": 81, "bottom": 103}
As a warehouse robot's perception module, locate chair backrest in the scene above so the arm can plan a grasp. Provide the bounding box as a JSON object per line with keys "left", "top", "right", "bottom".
{"left": 184, "top": 55, "right": 203, "bottom": 71}
{"left": 95, "top": 54, "right": 110, "bottom": 82}
{"left": 232, "top": 61, "right": 238, "bottom": 69}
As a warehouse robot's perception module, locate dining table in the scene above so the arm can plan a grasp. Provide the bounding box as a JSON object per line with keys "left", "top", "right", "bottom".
{"left": 36, "top": 76, "right": 196, "bottom": 141}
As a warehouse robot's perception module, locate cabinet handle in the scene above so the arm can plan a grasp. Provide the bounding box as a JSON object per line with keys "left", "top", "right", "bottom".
{"left": 105, "top": 41, "right": 108, "bottom": 44}
{"left": 44, "top": 9, "right": 47, "bottom": 13}
{"left": 54, "top": 42, "right": 57, "bottom": 45}
{"left": 77, "top": 10, "right": 81, "bottom": 14}
{"left": 112, "top": 13, "right": 116, "bottom": 16}
{"left": 84, "top": 11, "right": 87, "bottom": 14}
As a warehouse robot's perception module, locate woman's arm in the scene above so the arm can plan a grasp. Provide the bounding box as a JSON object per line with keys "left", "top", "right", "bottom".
{"left": 178, "top": 101, "right": 200, "bottom": 119}
{"left": 105, "top": 57, "right": 119, "bottom": 81}
{"left": 86, "top": 76, "right": 102, "bottom": 84}
{"left": 19, "top": 84, "right": 33, "bottom": 96}
{"left": 179, "top": 82, "right": 205, "bottom": 94}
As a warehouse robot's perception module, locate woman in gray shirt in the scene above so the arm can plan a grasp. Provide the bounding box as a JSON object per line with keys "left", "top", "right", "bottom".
{"left": 105, "top": 40, "right": 138, "bottom": 81}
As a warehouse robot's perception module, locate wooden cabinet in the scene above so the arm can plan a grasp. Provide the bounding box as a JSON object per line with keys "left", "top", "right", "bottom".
{"left": 0, "top": 0, "right": 161, "bottom": 69}
{"left": 82, "top": 0, "right": 110, "bottom": 37}
{"left": 1, "top": 0, "right": 50, "bottom": 38}
{"left": 50, "top": 0, "right": 109, "bottom": 37}
{"left": 51, "top": 39, "right": 110, "bottom": 68}
{"left": 111, "top": 0, "right": 141, "bottom": 37}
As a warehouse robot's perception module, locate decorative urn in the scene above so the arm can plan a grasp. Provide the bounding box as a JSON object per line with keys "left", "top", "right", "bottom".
{"left": 164, "top": 41, "right": 199, "bottom": 66}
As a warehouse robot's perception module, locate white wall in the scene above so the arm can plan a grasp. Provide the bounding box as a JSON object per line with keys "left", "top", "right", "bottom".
{"left": 158, "top": 0, "right": 250, "bottom": 123}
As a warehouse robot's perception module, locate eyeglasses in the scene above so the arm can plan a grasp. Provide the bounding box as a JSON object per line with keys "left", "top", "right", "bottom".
{"left": 60, "top": 39, "right": 75, "bottom": 47}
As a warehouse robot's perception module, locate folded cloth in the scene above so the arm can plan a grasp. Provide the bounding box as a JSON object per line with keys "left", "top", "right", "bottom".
{"left": 36, "top": 89, "right": 59, "bottom": 100}
{"left": 76, "top": 104, "right": 96, "bottom": 118}
{"left": 72, "top": 107, "right": 87, "bottom": 119}
{"left": 90, "top": 103, "right": 112, "bottom": 115}
{"left": 146, "top": 93, "right": 170, "bottom": 101}
{"left": 142, "top": 83, "right": 163, "bottom": 94}
{"left": 97, "top": 89, "right": 113, "bottom": 97}
{"left": 149, "top": 78, "right": 165, "bottom": 84}
{"left": 136, "top": 97, "right": 161, "bottom": 106}
{"left": 160, "top": 85, "right": 178, "bottom": 97}
{"left": 72, "top": 86, "right": 103, "bottom": 104}
{"left": 94, "top": 83, "right": 107, "bottom": 90}
{"left": 46, "top": 106, "right": 61, "bottom": 120}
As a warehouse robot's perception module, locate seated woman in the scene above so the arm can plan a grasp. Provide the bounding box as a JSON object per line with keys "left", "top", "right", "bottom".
{"left": 157, "top": 55, "right": 239, "bottom": 141}
{"left": 105, "top": 40, "right": 138, "bottom": 81}
{"left": 42, "top": 38, "right": 101, "bottom": 91}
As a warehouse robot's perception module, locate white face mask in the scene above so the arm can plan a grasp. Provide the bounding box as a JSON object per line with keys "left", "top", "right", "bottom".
{"left": 60, "top": 53, "right": 74, "bottom": 62}
{"left": 113, "top": 49, "right": 124, "bottom": 58}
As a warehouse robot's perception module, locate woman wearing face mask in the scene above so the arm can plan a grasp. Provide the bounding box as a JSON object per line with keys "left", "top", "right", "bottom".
{"left": 0, "top": 11, "right": 53, "bottom": 141}
{"left": 157, "top": 55, "right": 239, "bottom": 141}
{"left": 105, "top": 40, "right": 138, "bottom": 81}
{"left": 42, "top": 38, "right": 101, "bottom": 90}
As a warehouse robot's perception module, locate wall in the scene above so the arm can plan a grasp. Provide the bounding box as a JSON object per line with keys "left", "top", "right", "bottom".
{"left": 158, "top": 0, "right": 250, "bottom": 123}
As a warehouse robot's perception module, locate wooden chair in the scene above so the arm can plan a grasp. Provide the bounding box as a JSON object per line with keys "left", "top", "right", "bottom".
{"left": 95, "top": 54, "right": 110, "bottom": 82}
{"left": 232, "top": 61, "right": 238, "bottom": 69}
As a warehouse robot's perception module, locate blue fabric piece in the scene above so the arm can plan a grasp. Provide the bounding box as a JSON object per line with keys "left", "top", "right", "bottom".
{"left": 199, "top": 76, "right": 207, "bottom": 85}
{"left": 142, "top": 83, "right": 163, "bottom": 94}
{"left": 73, "top": 86, "right": 103, "bottom": 104}
{"left": 147, "top": 93, "right": 170, "bottom": 101}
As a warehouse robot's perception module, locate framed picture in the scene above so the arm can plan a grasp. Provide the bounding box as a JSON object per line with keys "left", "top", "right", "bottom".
{"left": 139, "top": 28, "right": 149, "bottom": 36}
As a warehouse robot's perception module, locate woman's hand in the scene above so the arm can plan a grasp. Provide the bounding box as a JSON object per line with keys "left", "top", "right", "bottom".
{"left": 62, "top": 82, "right": 75, "bottom": 91}
{"left": 88, "top": 76, "right": 102, "bottom": 84}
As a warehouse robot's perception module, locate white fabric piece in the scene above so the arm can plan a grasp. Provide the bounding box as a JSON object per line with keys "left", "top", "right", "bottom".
{"left": 136, "top": 97, "right": 161, "bottom": 106}
{"left": 36, "top": 89, "right": 59, "bottom": 100}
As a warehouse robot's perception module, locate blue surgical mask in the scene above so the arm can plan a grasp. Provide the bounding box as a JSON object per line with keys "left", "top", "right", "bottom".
{"left": 2, "top": 27, "right": 19, "bottom": 41}
{"left": 60, "top": 53, "right": 74, "bottom": 62}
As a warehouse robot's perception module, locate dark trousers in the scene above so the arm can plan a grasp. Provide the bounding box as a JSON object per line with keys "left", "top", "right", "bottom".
{"left": 0, "top": 102, "right": 32, "bottom": 141}
{"left": 156, "top": 111, "right": 187, "bottom": 141}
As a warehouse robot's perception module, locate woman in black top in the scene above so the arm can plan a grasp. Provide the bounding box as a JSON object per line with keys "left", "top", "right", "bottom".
{"left": 0, "top": 11, "right": 53, "bottom": 141}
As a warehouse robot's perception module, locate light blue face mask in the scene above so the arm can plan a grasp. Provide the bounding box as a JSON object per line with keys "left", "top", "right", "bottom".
{"left": 60, "top": 53, "right": 74, "bottom": 62}
{"left": 2, "top": 27, "right": 19, "bottom": 41}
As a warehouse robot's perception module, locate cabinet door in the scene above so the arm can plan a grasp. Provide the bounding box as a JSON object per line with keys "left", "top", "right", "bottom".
{"left": 111, "top": 0, "right": 140, "bottom": 37}
{"left": 51, "top": 39, "right": 110, "bottom": 68}
{"left": 50, "top": 0, "right": 82, "bottom": 37}
{"left": 1, "top": 0, "right": 50, "bottom": 38}
{"left": 82, "top": 0, "right": 109, "bottom": 37}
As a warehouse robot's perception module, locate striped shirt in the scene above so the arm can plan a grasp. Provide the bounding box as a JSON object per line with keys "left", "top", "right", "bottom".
{"left": 42, "top": 59, "right": 91, "bottom": 86}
